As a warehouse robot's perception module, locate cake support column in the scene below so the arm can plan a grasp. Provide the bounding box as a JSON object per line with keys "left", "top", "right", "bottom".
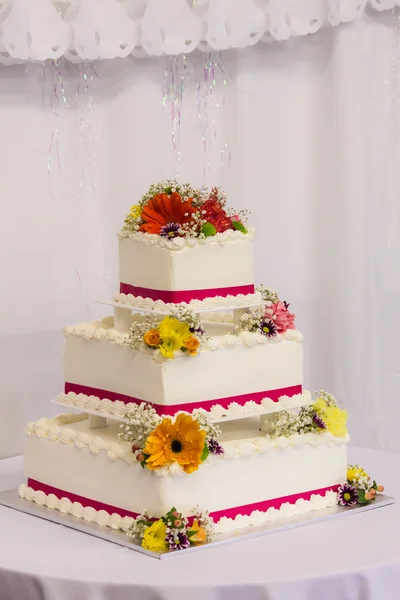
{"left": 88, "top": 414, "right": 107, "bottom": 429}
{"left": 233, "top": 308, "right": 247, "bottom": 330}
{"left": 114, "top": 307, "right": 132, "bottom": 332}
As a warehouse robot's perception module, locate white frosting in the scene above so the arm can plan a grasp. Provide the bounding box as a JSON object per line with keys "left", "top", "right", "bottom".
{"left": 214, "top": 491, "right": 337, "bottom": 533}
{"left": 26, "top": 415, "right": 136, "bottom": 466}
{"left": 113, "top": 291, "right": 262, "bottom": 312}
{"left": 63, "top": 325, "right": 303, "bottom": 407}
{"left": 26, "top": 414, "right": 348, "bottom": 467}
{"left": 118, "top": 234, "right": 255, "bottom": 294}
{"left": 56, "top": 393, "right": 131, "bottom": 420}
{"left": 18, "top": 484, "right": 135, "bottom": 532}
{"left": 117, "top": 228, "right": 255, "bottom": 248}
{"left": 18, "top": 483, "right": 337, "bottom": 535}
{"left": 55, "top": 390, "right": 313, "bottom": 423}
{"left": 23, "top": 414, "right": 347, "bottom": 518}
{"left": 64, "top": 318, "right": 303, "bottom": 352}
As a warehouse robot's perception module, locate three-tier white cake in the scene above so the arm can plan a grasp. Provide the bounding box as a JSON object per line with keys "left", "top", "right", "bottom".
{"left": 19, "top": 181, "right": 349, "bottom": 542}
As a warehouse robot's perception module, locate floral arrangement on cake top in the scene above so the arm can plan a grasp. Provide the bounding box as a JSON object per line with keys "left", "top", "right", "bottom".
{"left": 118, "top": 403, "right": 223, "bottom": 475}
{"left": 269, "top": 390, "right": 348, "bottom": 438}
{"left": 337, "top": 465, "right": 384, "bottom": 507}
{"left": 239, "top": 285, "right": 296, "bottom": 338}
{"left": 122, "top": 180, "right": 249, "bottom": 239}
{"left": 129, "top": 306, "right": 205, "bottom": 360}
{"left": 128, "top": 506, "right": 214, "bottom": 552}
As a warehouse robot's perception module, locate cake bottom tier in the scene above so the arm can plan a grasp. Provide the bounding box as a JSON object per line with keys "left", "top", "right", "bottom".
{"left": 20, "top": 414, "right": 348, "bottom": 534}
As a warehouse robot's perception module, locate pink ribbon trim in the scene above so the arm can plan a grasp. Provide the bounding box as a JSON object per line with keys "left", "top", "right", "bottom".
{"left": 119, "top": 282, "right": 255, "bottom": 303}
{"left": 64, "top": 383, "right": 303, "bottom": 416}
{"left": 27, "top": 478, "right": 339, "bottom": 524}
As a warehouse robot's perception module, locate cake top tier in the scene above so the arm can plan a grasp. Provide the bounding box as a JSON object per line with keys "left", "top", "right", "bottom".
{"left": 116, "top": 180, "right": 256, "bottom": 309}
{"left": 118, "top": 180, "right": 250, "bottom": 241}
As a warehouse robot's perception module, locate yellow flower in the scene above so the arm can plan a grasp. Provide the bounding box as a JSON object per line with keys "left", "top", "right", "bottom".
{"left": 144, "top": 413, "right": 206, "bottom": 474}
{"left": 182, "top": 336, "right": 200, "bottom": 356}
{"left": 159, "top": 317, "right": 191, "bottom": 342}
{"left": 189, "top": 518, "right": 207, "bottom": 544}
{"left": 323, "top": 406, "right": 348, "bottom": 437}
{"left": 130, "top": 204, "right": 142, "bottom": 219}
{"left": 159, "top": 332, "right": 183, "bottom": 358}
{"left": 313, "top": 398, "right": 327, "bottom": 413}
{"left": 141, "top": 519, "right": 168, "bottom": 551}
{"left": 347, "top": 465, "right": 368, "bottom": 483}
{"left": 143, "top": 328, "right": 161, "bottom": 348}
{"left": 158, "top": 317, "right": 192, "bottom": 359}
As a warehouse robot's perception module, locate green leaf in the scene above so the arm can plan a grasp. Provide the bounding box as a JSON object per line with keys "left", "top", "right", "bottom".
{"left": 187, "top": 528, "right": 197, "bottom": 538}
{"left": 201, "top": 443, "right": 210, "bottom": 462}
{"left": 232, "top": 221, "right": 247, "bottom": 234}
{"left": 201, "top": 222, "right": 217, "bottom": 237}
{"left": 140, "top": 453, "right": 150, "bottom": 469}
{"left": 357, "top": 490, "right": 371, "bottom": 505}
{"left": 164, "top": 186, "right": 173, "bottom": 195}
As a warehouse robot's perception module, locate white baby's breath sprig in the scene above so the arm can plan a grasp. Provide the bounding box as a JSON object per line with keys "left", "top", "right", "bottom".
{"left": 191, "top": 505, "right": 215, "bottom": 541}
{"left": 129, "top": 314, "right": 161, "bottom": 351}
{"left": 315, "top": 389, "right": 337, "bottom": 406}
{"left": 118, "top": 403, "right": 161, "bottom": 449}
{"left": 127, "top": 510, "right": 153, "bottom": 539}
{"left": 238, "top": 305, "right": 265, "bottom": 333}
{"left": 257, "top": 285, "right": 280, "bottom": 304}
{"left": 269, "top": 406, "right": 316, "bottom": 438}
{"left": 192, "top": 408, "right": 221, "bottom": 441}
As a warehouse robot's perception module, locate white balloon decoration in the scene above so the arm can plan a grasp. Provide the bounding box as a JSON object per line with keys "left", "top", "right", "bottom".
{"left": 0, "top": 0, "right": 395, "bottom": 63}
{"left": 2, "top": 0, "right": 69, "bottom": 60}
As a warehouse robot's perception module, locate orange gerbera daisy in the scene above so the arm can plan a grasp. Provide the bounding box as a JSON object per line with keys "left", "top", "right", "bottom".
{"left": 143, "top": 413, "right": 206, "bottom": 474}
{"left": 139, "top": 192, "right": 197, "bottom": 235}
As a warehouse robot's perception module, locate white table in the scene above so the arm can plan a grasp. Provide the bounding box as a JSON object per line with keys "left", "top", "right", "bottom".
{"left": 0, "top": 448, "right": 399, "bottom": 600}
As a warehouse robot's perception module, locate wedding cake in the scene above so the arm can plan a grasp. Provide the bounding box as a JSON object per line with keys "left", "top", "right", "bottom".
{"left": 18, "top": 181, "right": 383, "bottom": 552}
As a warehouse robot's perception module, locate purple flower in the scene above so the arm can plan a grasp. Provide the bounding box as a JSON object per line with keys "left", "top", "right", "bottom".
{"left": 165, "top": 531, "right": 190, "bottom": 550}
{"left": 283, "top": 301, "right": 290, "bottom": 309}
{"left": 190, "top": 325, "right": 205, "bottom": 336}
{"left": 312, "top": 412, "right": 326, "bottom": 429}
{"left": 337, "top": 483, "right": 358, "bottom": 507}
{"left": 160, "top": 222, "right": 180, "bottom": 238}
{"left": 259, "top": 319, "right": 277, "bottom": 338}
{"left": 208, "top": 438, "right": 224, "bottom": 455}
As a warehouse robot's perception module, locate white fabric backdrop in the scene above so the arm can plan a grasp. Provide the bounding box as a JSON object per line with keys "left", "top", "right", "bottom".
{"left": 0, "top": 10, "right": 399, "bottom": 458}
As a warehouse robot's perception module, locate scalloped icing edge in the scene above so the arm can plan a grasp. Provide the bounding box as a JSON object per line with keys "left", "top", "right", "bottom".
{"left": 26, "top": 414, "right": 349, "bottom": 471}
{"left": 18, "top": 484, "right": 135, "bottom": 532}
{"left": 214, "top": 490, "right": 338, "bottom": 533}
{"left": 112, "top": 291, "right": 262, "bottom": 312}
{"left": 18, "top": 484, "right": 337, "bottom": 535}
{"left": 55, "top": 390, "right": 312, "bottom": 422}
{"left": 117, "top": 227, "right": 255, "bottom": 249}
{"left": 63, "top": 318, "right": 303, "bottom": 354}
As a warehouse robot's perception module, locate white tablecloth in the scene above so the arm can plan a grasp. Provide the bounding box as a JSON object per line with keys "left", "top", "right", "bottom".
{"left": 0, "top": 447, "right": 399, "bottom": 600}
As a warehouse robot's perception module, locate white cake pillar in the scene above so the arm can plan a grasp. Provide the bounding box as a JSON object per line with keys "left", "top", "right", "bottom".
{"left": 114, "top": 307, "right": 132, "bottom": 332}
{"left": 260, "top": 413, "right": 278, "bottom": 435}
{"left": 233, "top": 308, "right": 246, "bottom": 330}
{"left": 88, "top": 414, "right": 107, "bottom": 429}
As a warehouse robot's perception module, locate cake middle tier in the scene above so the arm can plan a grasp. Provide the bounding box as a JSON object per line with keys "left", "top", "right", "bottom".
{"left": 63, "top": 317, "right": 303, "bottom": 415}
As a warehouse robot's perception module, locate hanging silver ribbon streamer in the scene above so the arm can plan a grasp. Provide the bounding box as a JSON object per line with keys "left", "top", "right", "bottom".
{"left": 163, "top": 55, "right": 189, "bottom": 180}
{"left": 196, "top": 52, "right": 232, "bottom": 186}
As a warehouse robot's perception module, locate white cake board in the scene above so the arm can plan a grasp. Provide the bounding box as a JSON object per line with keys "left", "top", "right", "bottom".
{"left": 0, "top": 489, "right": 394, "bottom": 559}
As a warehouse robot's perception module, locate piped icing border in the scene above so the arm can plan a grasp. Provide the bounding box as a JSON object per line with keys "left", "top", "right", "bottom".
{"left": 61, "top": 384, "right": 304, "bottom": 417}
{"left": 117, "top": 227, "right": 255, "bottom": 249}
{"left": 26, "top": 414, "right": 349, "bottom": 473}
{"left": 56, "top": 389, "right": 312, "bottom": 422}
{"left": 112, "top": 291, "right": 262, "bottom": 312}
{"left": 63, "top": 318, "right": 303, "bottom": 352}
{"left": 18, "top": 482, "right": 338, "bottom": 534}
